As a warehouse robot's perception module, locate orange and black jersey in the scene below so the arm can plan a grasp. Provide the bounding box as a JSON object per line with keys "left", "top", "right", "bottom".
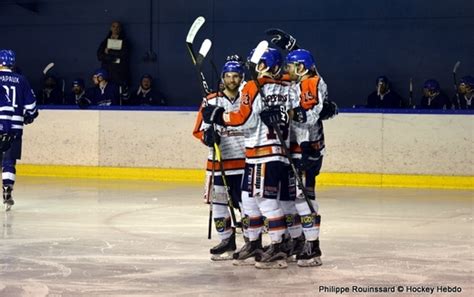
{"left": 192, "top": 92, "right": 246, "bottom": 175}
{"left": 221, "top": 77, "right": 297, "bottom": 164}
{"left": 290, "top": 75, "right": 328, "bottom": 157}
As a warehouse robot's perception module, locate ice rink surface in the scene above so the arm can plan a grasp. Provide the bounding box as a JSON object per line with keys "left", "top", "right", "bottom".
{"left": 0, "top": 176, "right": 472, "bottom": 297}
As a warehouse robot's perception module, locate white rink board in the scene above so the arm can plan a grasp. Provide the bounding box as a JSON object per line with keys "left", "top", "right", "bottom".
{"left": 20, "top": 110, "right": 473, "bottom": 175}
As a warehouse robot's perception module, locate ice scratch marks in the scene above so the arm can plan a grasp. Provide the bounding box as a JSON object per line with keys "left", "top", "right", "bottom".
{"left": 100, "top": 240, "right": 115, "bottom": 254}
{"left": 16, "top": 257, "right": 72, "bottom": 278}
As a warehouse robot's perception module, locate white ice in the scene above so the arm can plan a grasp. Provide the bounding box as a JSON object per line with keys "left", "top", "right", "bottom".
{"left": 0, "top": 177, "right": 472, "bottom": 297}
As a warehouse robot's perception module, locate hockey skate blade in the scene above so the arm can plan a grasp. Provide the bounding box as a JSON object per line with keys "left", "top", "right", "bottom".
{"left": 297, "top": 257, "right": 322, "bottom": 267}
{"left": 286, "top": 255, "right": 297, "bottom": 263}
{"left": 232, "top": 257, "right": 256, "bottom": 266}
{"left": 4, "top": 204, "right": 12, "bottom": 212}
{"left": 255, "top": 259, "right": 288, "bottom": 269}
{"left": 210, "top": 251, "right": 235, "bottom": 261}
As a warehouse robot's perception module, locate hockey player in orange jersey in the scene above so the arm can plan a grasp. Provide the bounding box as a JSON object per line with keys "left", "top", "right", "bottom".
{"left": 193, "top": 60, "right": 246, "bottom": 261}
{"left": 285, "top": 49, "right": 338, "bottom": 267}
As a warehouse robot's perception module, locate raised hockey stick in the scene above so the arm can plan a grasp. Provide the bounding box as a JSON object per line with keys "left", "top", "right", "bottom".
{"left": 453, "top": 61, "right": 461, "bottom": 108}
{"left": 265, "top": 28, "right": 300, "bottom": 51}
{"left": 194, "top": 39, "right": 213, "bottom": 96}
{"left": 186, "top": 16, "right": 205, "bottom": 65}
{"left": 186, "top": 17, "right": 213, "bottom": 95}
{"left": 42, "top": 62, "right": 55, "bottom": 75}
{"left": 248, "top": 40, "right": 316, "bottom": 214}
{"left": 191, "top": 38, "right": 215, "bottom": 239}
{"left": 265, "top": 28, "right": 323, "bottom": 76}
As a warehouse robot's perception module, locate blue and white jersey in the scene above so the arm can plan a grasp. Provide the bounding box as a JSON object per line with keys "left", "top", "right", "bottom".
{"left": 0, "top": 69, "right": 37, "bottom": 135}
{"left": 0, "top": 87, "right": 14, "bottom": 133}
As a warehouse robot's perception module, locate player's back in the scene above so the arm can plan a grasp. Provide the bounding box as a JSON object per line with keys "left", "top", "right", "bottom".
{"left": 0, "top": 69, "right": 37, "bottom": 134}
{"left": 240, "top": 77, "right": 294, "bottom": 164}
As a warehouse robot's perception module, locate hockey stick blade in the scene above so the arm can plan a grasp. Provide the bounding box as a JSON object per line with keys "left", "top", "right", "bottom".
{"left": 186, "top": 16, "right": 205, "bottom": 44}
{"left": 198, "top": 39, "right": 212, "bottom": 58}
{"left": 42, "top": 62, "right": 55, "bottom": 75}
{"left": 196, "top": 39, "right": 212, "bottom": 68}
{"left": 453, "top": 61, "right": 461, "bottom": 73}
{"left": 250, "top": 41, "right": 269, "bottom": 64}
{"left": 186, "top": 16, "right": 205, "bottom": 65}
{"left": 265, "top": 28, "right": 299, "bottom": 51}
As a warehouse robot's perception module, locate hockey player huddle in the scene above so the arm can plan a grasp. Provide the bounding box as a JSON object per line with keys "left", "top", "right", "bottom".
{"left": 193, "top": 41, "right": 338, "bottom": 269}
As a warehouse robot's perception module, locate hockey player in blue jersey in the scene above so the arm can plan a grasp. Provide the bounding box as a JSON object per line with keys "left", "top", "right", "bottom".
{"left": 0, "top": 49, "right": 38, "bottom": 211}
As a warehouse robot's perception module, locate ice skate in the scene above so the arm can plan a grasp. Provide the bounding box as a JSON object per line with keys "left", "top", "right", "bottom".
{"left": 232, "top": 236, "right": 262, "bottom": 266}
{"left": 283, "top": 235, "right": 305, "bottom": 263}
{"left": 210, "top": 232, "right": 236, "bottom": 261}
{"left": 3, "top": 186, "right": 13, "bottom": 212}
{"left": 296, "top": 239, "right": 322, "bottom": 267}
{"left": 254, "top": 242, "right": 288, "bottom": 269}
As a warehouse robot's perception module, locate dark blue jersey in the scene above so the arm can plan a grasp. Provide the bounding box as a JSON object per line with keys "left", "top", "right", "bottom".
{"left": 419, "top": 91, "right": 451, "bottom": 109}
{"left": 129, "top": 87, "right": 167, "bottom": 106}
{"left": 0, "top": 87, "right": 14, "bottom": 133}
{"left": 0, "top": 69, "right": 37, "bottom": 135}
{"left": 89, "top": 82, "right": 120, "bottom": 106}
{"left": 453, "top": 93, "right": 474, "bottom": 110}
{"left": 366, "top": 90, "right": 404, "bottom": 108}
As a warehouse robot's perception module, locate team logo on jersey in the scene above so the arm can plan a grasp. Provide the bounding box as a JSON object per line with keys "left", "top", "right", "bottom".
{"left": 264, "top": 94, "right": 288, "bottom": 104}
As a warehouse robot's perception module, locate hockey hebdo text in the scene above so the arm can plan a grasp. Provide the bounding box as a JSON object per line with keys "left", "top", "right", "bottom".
{"left": 318, "top": 285, "right": 463, "bottom": 294}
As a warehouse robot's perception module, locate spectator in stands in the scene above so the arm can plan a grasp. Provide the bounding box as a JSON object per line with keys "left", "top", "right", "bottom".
{"left": 97, "top": 21, "right": 130, "bottom": 96}
{"left": 65, "top": 78, "right": 92, "bottom": 109}
{"left": 128, "top": 74, "right": 167, "bottom": 106}
{"left": 366, "top": 76, "right": 404, "bottom": 108}
{"left": 454, "top": 75, "right": 474, "bottom": 110}
{"left": 418, "top": 79, "right": 451, "bottom": 109}
{"left": 88, "top": 68, "right": 120, "bottom": 106}
{"left": 38, "top": 75, "right": 63, "bottom": 105}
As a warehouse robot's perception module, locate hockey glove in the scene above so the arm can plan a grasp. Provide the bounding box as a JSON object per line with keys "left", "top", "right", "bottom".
{"left": 265, "top": 28, "right": 300, "bottom": 51}
{"left": 319, "top": 100, "right": 338, "bottom": 120}
{"left": 260, "top": 105, "right": 288, "bottom": 128}
{"left": 201, "top": 105, "right": 225, "bottom": 126}
{"left": 0, "top": 134, "right": 13, "bottom": 152}
{"left": 203, "top": 126, "right": 220, "bottom": 147}
{"left": 292, "top": 106, "right": 307, "bottom": 123}
{"left": 23, "top": 110, "right": 39, "bottom": 125}
{"left": 298, "top": 142, "right": 321, "bottom": 171}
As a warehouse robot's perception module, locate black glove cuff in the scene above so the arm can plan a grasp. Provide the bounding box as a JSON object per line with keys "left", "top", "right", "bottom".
{"left": 212, "top": 108, "right": 225, "bottom": 126}
{"left": 292, "top": 106, "right": 307, "bottom": 123}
